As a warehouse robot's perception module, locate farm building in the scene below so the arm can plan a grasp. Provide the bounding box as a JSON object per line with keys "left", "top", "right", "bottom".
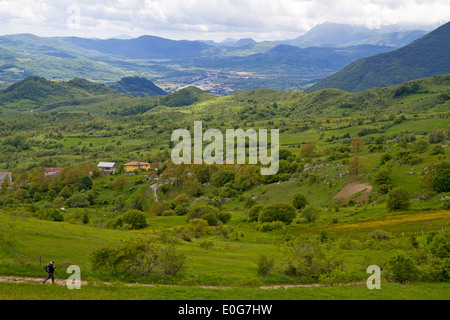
{"left": 97, "top": 162, "right": 116, "bottom": 174}
{"left": 125, "top": 161, "right": 151, "bottom": 172}
{"left": 44, "top": 167, "right": 64, "bottom": 177}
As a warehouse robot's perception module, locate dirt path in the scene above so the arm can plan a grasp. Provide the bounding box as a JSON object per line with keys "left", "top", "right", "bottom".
{"left": 0, "top": 275, "right": 365, "bottom": 289}
{"left": 333, "top": 175, "right": 373, "bottom": 202}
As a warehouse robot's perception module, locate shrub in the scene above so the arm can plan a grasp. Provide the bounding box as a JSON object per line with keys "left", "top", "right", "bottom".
{"left": 217, "top": 211, "right": 232, "bottom": 224}
{"left": 185, "top": 218, "right": 210, "bottom": 238}
{"left": 386, "top": 187, "right": 410, "bottom": 212}
{"left": 255, "top": 254, "right": 275, "bottom": 277}
{"left": 174, "top": 193, "right": 190, "bottom": 206}
{"left": 66, "top": 193, "right": 91, "bottom": 208}
{"left": 292, "top": 192, "right": 308, "bottom": 210}
{"left": 301, "top": 205, "right": 319, "bottom": 223}
{"left": 122, "top": 210, "right": 148, "bottom": 230}
{"left": 386, "top": 252, "right": 419, "bottom": 284}
{"left": 173, "top": 203, "right": 190, "bottom": 216}
{"left": 187, "top": 204, "right": 219, "bottom": 221}
{"left": 199, "top": 240, "right": 214, "bottom": 250}
{"left": 247, "top": 204, "right": 264, "bottom": 222}
{"left": 432, "top": 165, "right": 450, "bottom": 193}
{"left": 368, "top": 229, "right": 393, "bottom": 241}
{"left": 257, "top": 221, "right": 285, "bottom": 232}
{"left": 429, "top": 128, "right": 445, "bottom": 144}
{"left": 202, "top": 212, "right": 219, "bottom": 226}
{"left": 159, "top": 244, "right": 186, "bottom": 276}
{"left": 258, "top": 203, "right": 296, "bottom": 225}
{"left": 44, "top": 209, "right": 64, "bottom": 222}
{"left": 428, "top": 233, "right": 450, "bottom": 259}
{"left": 372, "top": 169, "right": 392, "bottom": 194}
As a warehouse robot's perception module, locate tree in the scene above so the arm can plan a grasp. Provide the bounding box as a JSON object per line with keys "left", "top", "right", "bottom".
{"left": 350, "top": 137, "right": 364, "bottom": 153}
{"left": 112, "top": 175, "right": 129, "bottom": 193}
{"left": 258, "top": 203, "right": 297, "bottom": 225}
{"left": 292, "top": 192, "right": 308, "bottom": 210}
{"left": 78, "top": 176, "right": 93, "bottom": 191}
{"left": 347, "top": 155, "right": 363, "bottom": 176}
{"left": 255, "top": 254, "right": 275, "bottom": 277}
{"left": 300, "top": 143, "right": 316, "bottom": 158}
{"left": 66, "top": 193, "right": 91, "bottom": 208}
{"left": 387, "top": 252, "right": 418, "bottom": 284}
{"left": 122, "top": 210, "right": 148, "bottom": 229}
{"left": 431, "top": 162, "right": 450, "bottom": 193}
{"left": 372, "top": 169, "right": 392, "bottom": 194}
{"left": 173, "top": 193, "right": 190, "bottom": 206}
{"left": 185, "top": 218, "right": 210, "bottom": 238}
{"left": 386, "top": 187, "right": 410, "bottom": 212}
{"left": 429, "top": 128, "right": 444, "bottom": 144}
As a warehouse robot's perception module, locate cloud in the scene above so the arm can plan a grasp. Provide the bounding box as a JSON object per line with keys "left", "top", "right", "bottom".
{"left": 0, "top": 0, "right": 448, "bottom": 40}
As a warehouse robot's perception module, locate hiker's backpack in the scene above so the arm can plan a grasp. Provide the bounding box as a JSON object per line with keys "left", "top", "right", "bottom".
{"left": 45, "top": 264, "right": 51, "bottom": 273}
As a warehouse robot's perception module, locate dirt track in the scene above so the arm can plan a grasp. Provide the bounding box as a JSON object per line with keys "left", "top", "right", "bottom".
{"left": 0, "top": 275, "right": 365, "bottom": 289}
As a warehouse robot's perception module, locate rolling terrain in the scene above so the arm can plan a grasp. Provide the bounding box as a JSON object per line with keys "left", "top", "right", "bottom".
{"left": 0, "top": 73, "right": 448, "bottom": 300}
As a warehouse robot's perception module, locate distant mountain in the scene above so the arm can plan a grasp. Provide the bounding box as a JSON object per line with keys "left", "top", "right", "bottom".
{"left": 192, "top": 44, "right": 395, "bottom": 77}
{"left": 66, "top": 35, "right": 210, "bottom": 59}
{"left": 285, "top": 22, "right": 427, "bottom": 48}
{"left": 201, "top": 38, "right": 257, "bottom": 48}
{"left": 109, "top": 76, "right": 168, "bottom": 97}
{"left": 307, "top": 21, "right": 450, "bottom": 93}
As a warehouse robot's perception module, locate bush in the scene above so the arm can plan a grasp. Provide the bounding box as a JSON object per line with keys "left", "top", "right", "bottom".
{"left": 372, "top": 169, "right": 392, "bottom": 194}
{"left": 257, "top": 221, "right": 285, "bottom": 232}
{"left": 187, "top": 204, "right": 219, "bottom": 221}
{"left": 432, "top": 165, "right": 450, "bottom": 193}
{"left": 217, "top": 211, "right": 232, "bottom": 224}
{"left": 202, "top": 212, "right": 219, "bottom": 226}
{"left": 247, "top": 204, "right": 264, "bottom": 222}
{"left": 258, "top": 203, "right": 296, "bottom": 225}
{"left": 301, "top": 205, "right": 319, "bottom": 223}
{"left": 173, "top": 203, "right": 189, "bottom": 216}
{"left": 90, "top": 238, "right": 185, "bottom": 277}
{"left": 185, "top": 218, "right": 210, "bottom": 238}
{"left": 386, "top": 187, "right": 410, "bottom": 212}
{"left": 173, "top": 193, "right": 190, "bottom": 206}
{"left": 428, "top": 232, "right": 450, "bottom": 259}
{"left": 122, "top": 210, "right": 148, "bottom": 230}
{"left": 368, "top": 229, "right": 393, "bottom": 241}
{"left": 292, "top": 192, "right": 308, "bottom": 210}
{"left": 255, "top": 254, "right": 275, "bottom": 277}
{"left": 386, "top": 252, "right": 419, "bottom": 284}
{"left": 66, "top": 193, "right": 91, "bottom": 208}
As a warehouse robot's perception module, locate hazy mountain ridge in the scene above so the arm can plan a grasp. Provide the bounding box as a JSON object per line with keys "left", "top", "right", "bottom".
{"left": 307, "top": 21, "right": 450, "bottom": 93}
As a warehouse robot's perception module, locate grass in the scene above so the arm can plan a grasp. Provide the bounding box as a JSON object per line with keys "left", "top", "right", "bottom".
{"left": 0, "top": 281, "right": 448, "bottom": 300}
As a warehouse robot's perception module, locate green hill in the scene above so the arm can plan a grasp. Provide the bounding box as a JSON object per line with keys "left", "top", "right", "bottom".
{"left": 109, "top": 76, "right": 168, "bottom": 97}
{"left": 160, "top": 86, "right": 215, "bottom": 107}
{"left": 307, "top": 21, "right": 450, "bottom": 93}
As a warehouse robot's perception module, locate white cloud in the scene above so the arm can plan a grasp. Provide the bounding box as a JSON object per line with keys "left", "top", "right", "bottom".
{"left": 0, "top": 0, "right": 448, "bottom": 40}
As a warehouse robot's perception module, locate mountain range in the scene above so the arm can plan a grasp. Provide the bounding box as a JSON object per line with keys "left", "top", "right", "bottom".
{"left": 0, "top": 22, "right": 437, "bottom": 94}
{"left": 308, "top": 21, "right": 450, "bottom": 93}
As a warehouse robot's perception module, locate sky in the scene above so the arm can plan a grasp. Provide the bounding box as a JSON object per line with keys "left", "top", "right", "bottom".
{"left": 0, "top": 0, "right": 449, "bottom": 41}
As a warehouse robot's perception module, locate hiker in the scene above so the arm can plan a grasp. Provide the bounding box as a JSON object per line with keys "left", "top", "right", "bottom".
{"left": 43, "top": 261, "right": 56, "bottom": 284}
